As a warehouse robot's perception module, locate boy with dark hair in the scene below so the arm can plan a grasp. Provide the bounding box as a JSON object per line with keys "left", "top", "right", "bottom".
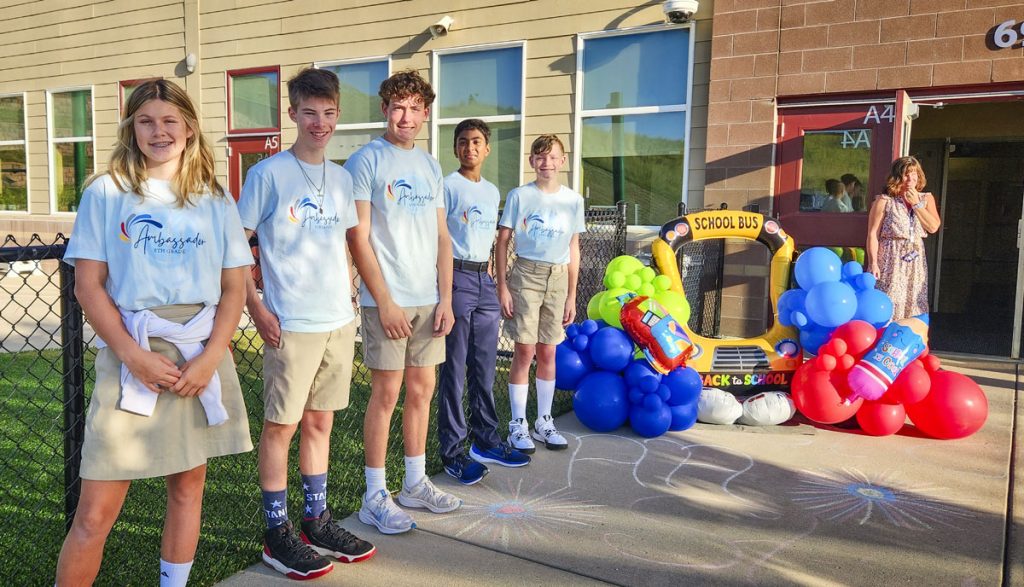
{"left": 238, "top": 67, "right": 375, "bottom": 579}
{"left": 345, "top": 70, "right": 459, "bottom": 534}
{"left": 438, "top": 119, "right": 530, "bottom": 485}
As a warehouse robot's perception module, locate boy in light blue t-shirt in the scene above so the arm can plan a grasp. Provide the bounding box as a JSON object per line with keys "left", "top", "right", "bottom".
{"left": 345, "top": 70, "right": 460, "bottom": 535}
{"left": 437, "top": 119, "right": 531, "bottom": 487}
{"left": 496, "top": 134, "right": 586, "bottom": 454}
{"left": 237, "top": 68, "right": 374, "bottom": 580}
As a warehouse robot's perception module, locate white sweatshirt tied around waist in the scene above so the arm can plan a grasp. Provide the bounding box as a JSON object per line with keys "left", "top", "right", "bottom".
{"left": 96, "top": 305, "right": 228, "bottom": 426}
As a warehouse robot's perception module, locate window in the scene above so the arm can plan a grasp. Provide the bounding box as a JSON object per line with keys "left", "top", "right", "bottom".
{"left": 227, "top": 67, "right": 281, "bottom": 134}
{"left": 0, "top": 94, "right": 28, "bottom": 212}
{"left": 575, "top": 26, "right": 693, "bottom": 225}
{"left": 318, "top": 57, "right": 390, "bottom": 165}
{"left": 48, "top": 88, "right": 94, "bottom": 213}
{"left": 119, "top": 78, "right": 161, "bottom": 118}
{"left": 433, "top": 43, "right": 524, "bottom": 198}
{"left": 799, "top": 130, "right": 871, "bottom": 213}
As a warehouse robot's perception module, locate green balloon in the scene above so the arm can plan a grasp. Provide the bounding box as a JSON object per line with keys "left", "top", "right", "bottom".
{"left": 599, "top": 287, "right": 630, "bottom": 329}
{"left": 653, "top": 274, "right": 672, "bottom": 292}
{"left": 654, "top": 290, "right": 691, "bottom": 326}
{"left": 587, "top": 291, "right": 605, "bottom": 320}
{"left": 604, "top": 271, "right": 626, "bottom": 290}
{"left": 625, "top": 274, "right": 643, "bottom": 292}
{"left": 607, "top": 255, "right": 645, "bottom": 277}
{"left": 639, "top": 267, "right": 656, "bottom": 283}
{"left": 637, "top": 283, "right": 655, "bottom": 297}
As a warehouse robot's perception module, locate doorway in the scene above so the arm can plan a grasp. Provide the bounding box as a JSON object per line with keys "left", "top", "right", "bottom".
{"left": 909, "top": 101, "right": 1024, "bottom": 357}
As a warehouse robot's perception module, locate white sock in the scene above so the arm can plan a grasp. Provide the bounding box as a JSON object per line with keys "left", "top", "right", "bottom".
{"left": 364, "top": 466, "right": 386, "bottom": 499}
{"left": 404, "top": 454, "right": 426, "bottom": 488}
{"left": 160, "top": 559, "right": 193, "bottom": 587}
{"left": 536, "top": 378, "right": 555, "bottom": 420}
{"left": 509, "top": 383, "right": 529, "bottom": 421}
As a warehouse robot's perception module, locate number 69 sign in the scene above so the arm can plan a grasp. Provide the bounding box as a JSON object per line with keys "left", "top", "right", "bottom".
{"left": 993, "top": 19, "right": 1024, "bottom": 49}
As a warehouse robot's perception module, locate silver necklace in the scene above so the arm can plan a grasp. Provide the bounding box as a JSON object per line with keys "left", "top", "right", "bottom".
{"left": 290, "top": 149, "right": 326, "bottom": 213}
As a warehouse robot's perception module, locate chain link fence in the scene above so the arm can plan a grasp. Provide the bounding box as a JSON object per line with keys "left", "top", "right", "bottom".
{"left": 0, "top": 202, "right": 625, "bottom": 586}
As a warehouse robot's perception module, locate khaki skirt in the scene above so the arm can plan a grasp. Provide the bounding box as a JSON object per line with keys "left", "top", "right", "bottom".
{"left": 80, "top": 304, "right": 253, "bottom": 481}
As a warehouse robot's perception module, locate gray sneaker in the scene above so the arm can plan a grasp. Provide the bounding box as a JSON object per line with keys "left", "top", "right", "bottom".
{"left": 358, "top": 489, "right": 416, "bottom": 534}
{"left": 397, "top": 477, "right": 462, "bottom": 513}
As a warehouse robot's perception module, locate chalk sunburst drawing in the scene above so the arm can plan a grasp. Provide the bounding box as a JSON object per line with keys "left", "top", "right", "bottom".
{"left": 790, "top": 468, "right": 975, "bottom": 530}
{"left": 431, "top": 477, "right": 603, "bottom": 550}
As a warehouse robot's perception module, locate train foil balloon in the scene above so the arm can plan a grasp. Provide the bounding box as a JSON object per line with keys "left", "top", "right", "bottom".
{"left": 651, "top": 210, "right": 802, "bottom": 394}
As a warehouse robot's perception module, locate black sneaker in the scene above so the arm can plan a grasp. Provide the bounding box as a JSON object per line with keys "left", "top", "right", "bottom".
{"left": 300, "top": 508, "right": 377, "bottom": 563}
{"left": 443, "top": 453, "right": 489, "bottom": 485}
{"left": 263, "top": 521, "right": 334, "bottom": 580}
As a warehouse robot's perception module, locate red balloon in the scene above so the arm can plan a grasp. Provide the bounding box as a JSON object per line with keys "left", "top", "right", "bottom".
{"left": 906, "top": 371, "right": 988, "bottom": 439}
{"left": 890, "top": 360, "right": 930, "bottom": 404}
{"left": 792, "top": 362, "right": 863, "bottom": 424}
{"left": 857, "top": 401, "right": 906, "bottom": 436}
{"left": 922, "top": 354, "right": 942, "bottom": 373}
{"left": 831, "top": 320, "right": 878, "bottom": 359}
{"left": 838, "top": 354, "right": 856, "bottom": 371}
{"left": 817, "top": 353, "right": 837, "bottom": 371}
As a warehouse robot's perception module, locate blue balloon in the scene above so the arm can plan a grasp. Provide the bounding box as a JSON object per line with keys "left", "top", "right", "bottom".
{"left": 565, "top": 324, "right": 580, "bottom": 339}
{"left": 639, "top": 377, "right": 660, "bottom": 394}
{"left": 799, "top": 324, "right": 834, "bottom": 356}
{"left": 573, "top": 372, "right": 629, "bottom": 432}
{"left": 853, "top": 288, "right": 894, "bottom": 327}
{"left": 629, "top": 404, "right": 672, "bottom": 438}
{"left": 851, "top": 272, "right": 877, "bottom": 292}
{"left": 643, "top": 394, "right": 664, "bottom": 411}
{"left": 624, "top": 360, "right": 662, "bottom": 388}
{"left": 841, "top": 261, "right": 864, "bottom": 281}
{"left": 589, "top": 327, "right": 634, "bottom": 372}
{"left": 805, "top": 281, "right": 857, "bottom": 327}
{"left": 668, "top": 402, "right": 698, "bottom": 431}
{"left": 777, "top": 289, "right": 808, "bottom": 327}
{"left": 794, "top": 247, "right": 843, "bottom": 290}
{"left": 657, "top": 384, "right": 671, "bottom": 402}
{"left": 792, "top": 311, "right": 809, "bottom": 328}
{"left": 628, "top": 388, "right": 644, "bottom": 405}
{"left": 663, "top": 366, "right": 703, "bottom": 407}
{"left": 571, "top": 334, "right": 590, "bottom": 352}
{"left": 579, "top": 319, "right": 600, "bottom": 336}
{"left": 555, "top": 342, "right": 592, "bottom": 391}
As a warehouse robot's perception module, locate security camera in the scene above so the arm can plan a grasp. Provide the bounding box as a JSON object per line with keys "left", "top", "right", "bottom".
{"left": 663, "top": 0, "right": 699, "bottom": 24}
{"left": 430, "top": 15, "right": 454, "bottom": 39}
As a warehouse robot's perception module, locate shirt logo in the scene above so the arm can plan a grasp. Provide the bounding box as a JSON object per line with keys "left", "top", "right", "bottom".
{"left": 386, "top": 177, "right": 433, "bottom": 211}
{"left": 460, "top": 206, "right": 495, "bottom": 231}
{"left": 288, "top": 196, "right": 340, "bottom": 229}
{"left": 118, "top": 213, "right": 206, "bottom": 255}
{"left": 522, "top": 211, "right": 565, "bottom": 241}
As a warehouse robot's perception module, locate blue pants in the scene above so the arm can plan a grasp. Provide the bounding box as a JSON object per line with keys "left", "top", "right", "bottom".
{"left": 437, "top": 268, "right": 503, "bottom": 462}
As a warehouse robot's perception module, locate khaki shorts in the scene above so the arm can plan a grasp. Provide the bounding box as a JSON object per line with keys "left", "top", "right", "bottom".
{"left": 263, "top": 320, "right": 356, "bottom": 424}
{"left": 504, "top": 258, "right": 569, "bottom": 345}
{"left": 361, "top": 304, "right": 445, "bottom": 370}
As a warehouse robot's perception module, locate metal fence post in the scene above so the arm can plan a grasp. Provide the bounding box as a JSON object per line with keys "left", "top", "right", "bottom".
{"left": 614, "top": 200, "right": 628, "bottom": 256}
{"left": 58, "top": 258, "right": 85, "bottom": 530}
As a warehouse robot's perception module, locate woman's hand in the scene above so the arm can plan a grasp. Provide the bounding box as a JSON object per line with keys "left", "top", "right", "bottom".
{"left": 123, "top": 347, "right": 181, "bottom": 393}
{"left": 171, "top": 351, "right": 221, "bottom": 398}
{"left": 865, "top": 261, "right": 880, "bottom": 279}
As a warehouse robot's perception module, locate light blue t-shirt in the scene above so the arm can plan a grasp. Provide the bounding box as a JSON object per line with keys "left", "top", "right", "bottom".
{"left": 64, "top": 175, "right": 254, "bottom": 311}
{"left": 344, "top": 136, "right": 444, "bottom": 308}
{"left": 237, "top": 150, "right": 359, "bottom": 332}
{"left": 444, "top": 171, "right": 499, "bottom": 263}
{"left": 499, "top": 183, "right": 586, "bottom": 264}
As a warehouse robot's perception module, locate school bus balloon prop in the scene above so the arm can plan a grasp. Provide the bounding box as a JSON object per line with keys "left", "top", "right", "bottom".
{"left": 651, "top": 211, "right": 802, "bottom": 394}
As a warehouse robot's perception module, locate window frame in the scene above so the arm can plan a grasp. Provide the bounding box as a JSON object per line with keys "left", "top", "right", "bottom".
{"left": 0, "top": 92, "right": 29, "bottom": 215}
{"left": 226, "top": 65, "right": 282, "bottom": 135}
{"left": 314, "top": 55, "right": 392, "bottom": 152}
{"left": 118, "top": 77, "right": 161, "bottom": 119}
{"left": 46, "top": 86, "right": 95, "bottom": 215}
{"left": 430, "top": 40, "right": 527, "bottom": 191}
{"left": 572, "top": 23, "right": 696, "bottom": 222}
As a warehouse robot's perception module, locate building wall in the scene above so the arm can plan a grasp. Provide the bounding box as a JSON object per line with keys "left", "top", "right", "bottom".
{"left": 0, "top": 0, "right": 714, "bottom": 242}
{"left": 706, "top": 0, "right": 1024, "bottom": 338}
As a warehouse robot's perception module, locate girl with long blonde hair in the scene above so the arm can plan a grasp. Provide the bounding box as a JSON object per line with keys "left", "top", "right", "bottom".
{"left": 56, "top": 79, "right": 253, "bottom": 586}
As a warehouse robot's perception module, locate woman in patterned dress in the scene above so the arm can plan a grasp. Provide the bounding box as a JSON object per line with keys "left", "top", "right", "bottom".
{"left": 865, "top": 156, "right": 943, "bottom": 320}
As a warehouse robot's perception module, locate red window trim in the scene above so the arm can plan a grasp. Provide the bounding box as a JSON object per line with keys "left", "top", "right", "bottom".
{"left": 226, "top": 65, "right": 281, "bottom": 135}
{"left": 118, "top": 77, "right": 162, "bottom": 117}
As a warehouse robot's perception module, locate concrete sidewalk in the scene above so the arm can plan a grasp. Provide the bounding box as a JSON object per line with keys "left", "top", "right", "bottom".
{"left": 219, "top": 359, "right": 1021, "bottom": 586}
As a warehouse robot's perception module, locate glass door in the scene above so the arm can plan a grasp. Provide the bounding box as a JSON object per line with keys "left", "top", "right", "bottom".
{"left": 228, "top": 135, "right": 280, "bottom": 200}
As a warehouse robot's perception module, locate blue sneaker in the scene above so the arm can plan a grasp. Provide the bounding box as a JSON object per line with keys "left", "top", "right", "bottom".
{"left": 470, "top": 442, "right": 531, "bottom": 468}
{"left": 443, "top": 454, "right": 488, "bottom": 485}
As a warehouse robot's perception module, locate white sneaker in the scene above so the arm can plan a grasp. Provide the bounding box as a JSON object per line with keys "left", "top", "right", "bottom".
{"left": 507, "top": 418, "right": 536, "bottom": 454}
{"left": 358, "top": 489, "right": 415, "bottom": 534}
{"left": 398, "top": 477, "right": 462, "bottom": 513}
{"left": 532, "top": 415, "right": 568, "bottom": 450}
